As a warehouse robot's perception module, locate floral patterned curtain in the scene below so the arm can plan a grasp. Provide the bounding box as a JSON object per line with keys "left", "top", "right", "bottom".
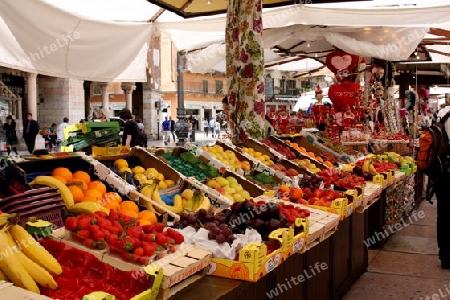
{"left": 225, "top": 0, "right": 265, "bottom": 144}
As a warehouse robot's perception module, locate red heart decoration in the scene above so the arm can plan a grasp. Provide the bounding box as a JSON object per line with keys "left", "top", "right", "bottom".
{"left": 328, "top": 82, "right": 361, "bottom": 111}
{"left": 326, "top": 50, "right": 359, "bottom": 75}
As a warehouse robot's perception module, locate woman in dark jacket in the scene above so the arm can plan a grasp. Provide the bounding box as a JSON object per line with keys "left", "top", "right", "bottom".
{"left": 3, "top": 115, "right": 18, "bottom": 155}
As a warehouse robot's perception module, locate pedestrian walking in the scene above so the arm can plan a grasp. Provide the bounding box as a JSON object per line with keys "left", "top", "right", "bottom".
{"left": 162, "top": 117, "right": 171, "bottom": 145}
{"left": 203, "top": 118, "right": 209, "bottom": 137}
{"left": 56, "top": 117, "right": 69, "bottom": 152}
{"left": 169, "top": 116, "right": 176, "bottom": 142}
{"left": 23, "top": 112, "right": 39, "bottom": 154}
{"left": 3, "top": 115, "right": 18, "bottom": 155}
{"left": 48, "top": 123, "right": 57, "bottom": 151}
{"left": 209, "top": 118, "right": 215, "bottom": 137}
{"left": 215, "top": 120, "right": 220, "bottom": 138}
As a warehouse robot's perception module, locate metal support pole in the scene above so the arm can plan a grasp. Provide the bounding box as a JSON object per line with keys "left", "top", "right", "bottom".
{"left": 175, "top": 51, "right": 188, "bottom": 146}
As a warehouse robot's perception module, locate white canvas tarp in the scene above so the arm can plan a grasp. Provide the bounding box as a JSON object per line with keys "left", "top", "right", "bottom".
{"left": 0, "top": 0, "right": 153, "bottom": 82}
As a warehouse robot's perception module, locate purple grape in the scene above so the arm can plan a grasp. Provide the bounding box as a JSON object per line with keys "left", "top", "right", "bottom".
{"left": 208, "top": 232, "right": 215, "bottom": 240}
{"left": 215, "top": 233, "right": 226, "bottom": 244}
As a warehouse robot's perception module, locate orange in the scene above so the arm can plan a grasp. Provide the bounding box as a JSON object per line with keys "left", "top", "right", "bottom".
{"left": 68, "top": 185, "right": 85, "bottom": 203}
{"left": 278, "top": 185, "right": 290, "bottom": 197}
{"left": 84, "top": 189, "right": 103, "bottom": 202}
{"left": 83, "top": 195, "right": 100, "bottom": 203}
{"left": 138, "top": 210, "right": 158, "bottom": 224}
{"left": 67, "top": 180, "right": 88, "bottom": 191}
{"left": 103, "top": 192, "right": 122, "bottom": 204}
{"left": 88, "top": 180, "right": 107, "bottom": 195}
{"left": 52, "top": 167, "right": 73, "bottom": 181}
{"left": 120, "top": 209, "right": 138, "bottom": 218}
{"left": 52, "top": 175, "right": 67, "bottom": 184}
{"left": 289, "top": 188, "right": 303, "bottom": 201}
{"left": 104, "top": 201, "right": 120, "bottom": 211}
{"left": 72, "top": 171, "right": 91, "bottom": 185}
{"left": 138, "top": 219, "right": 152, "bottom": 226}
{"left": 120, "top": 201, "right": 139, "bottom": 214}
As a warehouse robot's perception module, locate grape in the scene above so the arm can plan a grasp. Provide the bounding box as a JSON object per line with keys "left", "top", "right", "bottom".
{"left": 216, "top": 216, "right": 226, "bottom": 224}
{"left": 204, "top": 215, "right": 213, "bottom": 222}
{"left": 180, "top": 213, "right": 189, "bottom": 221}
{"left": 215, "top": 233, "right": 226, "bottom": 244}
{"left": 198, "top": 209, "right": 207, "bottom": 218}
{"left": 208, "top": 232, "right": 215, "bottom": 240}
{"left": 180, "top": 220, "right": 188, "bottom": 227}
{"left": 212, "top": 227, "right": 221, "bottom": 235}
{"left": 187, "top": 215, "right": 197, "bottom": 224}
{"left": 228, "top": 235, "right": 235, "bottom": 243}
{"left": 222, "top": 228, "right": 232, "bottom": 237}
{"left": 219, "top": 224, "right": 228, "bottom": 230}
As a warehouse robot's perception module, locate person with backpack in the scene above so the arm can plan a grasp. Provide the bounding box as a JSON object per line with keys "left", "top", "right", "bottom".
{"left": 418, "top": 103, "right": 450, "bottom": 269}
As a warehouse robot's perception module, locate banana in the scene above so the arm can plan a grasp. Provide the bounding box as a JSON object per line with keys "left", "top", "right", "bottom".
{"left": 0, "top": 230, "right": 40, "bottom": 293}
{"left": 190, "top": 191, "right": 205, "bottom": 211}
{"left": 9, "top": 225, "right": 62, "bottom": 275}
{"left": 0, "top": 213, "right": 16, "bottom": 229}
{"left": 171, "top": 194, "right": 184, "bottom": 214}
{"left": 68, "top": 202, "right": 109, "bottom": 215}
{"left": 30, "top": 176, "right": 74, "bottom": 208}
{"left": 369, "top": 163, "right": 379, "bottom": 175}
{"left": 362, "top": 160, "right": 370, "bottom": 173}
{"left": 151, "top": 186, "right": 184, "bottom": 214}
{"left": 5, "top": 232, "right": 57, "bottom": 290}
{"left": 0, "top": 268, "right": 8, "bottom": 281}
{"left": 196, "top": 196, "right": 211, "bottom": 211}
{"left": 140, "top": 184, "right": 156, "bottom": 199}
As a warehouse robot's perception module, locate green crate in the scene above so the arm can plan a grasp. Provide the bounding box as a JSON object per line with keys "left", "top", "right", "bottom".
{"left": 84, "top": 121, "right": 119, "bottom": 132}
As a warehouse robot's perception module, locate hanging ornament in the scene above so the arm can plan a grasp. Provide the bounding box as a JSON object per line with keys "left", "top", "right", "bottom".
{"left": 326, "top": 50, "right": 359, "bottom": 82}
{"left": 328, "top": 81, "right": 361, "bottom": 111}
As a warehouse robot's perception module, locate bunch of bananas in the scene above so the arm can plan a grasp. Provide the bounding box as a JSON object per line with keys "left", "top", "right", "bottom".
{"left": 362, "top": 160, "right": 379, "bottom": 175}
{"left": 29, "top": 176, "right": 109, "bottom": 215}
{"left": 0, "top": 223, "right": 61, "bottom": 294}
{"left": 140, "top": 184, "right": 210, "bottom": 214}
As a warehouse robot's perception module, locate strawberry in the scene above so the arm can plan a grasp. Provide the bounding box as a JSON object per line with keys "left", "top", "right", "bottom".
{"left": 153, "top": 223, "right": 164, "bottom": 233}
{"left": 108, "top": 210, "right": 119, "bottom": 222}
{"left": 83, "top": 238, "right": 95, "bottom": 249}
{"left": 104, "top": 225, "right": 121, "bottom": 235}
{"left": 168, "top": 245, "right": 177, "bottom": 253}
{"left": 64, "top": 217, "right": 78, "bottom": 231}
{"left": 155, "top": 233, "right": 169, "bottom": 248}
{"left": 134, "top": 247, "right": 144, "bottom": 257}
{"left": 118, "top": 237, "right": 135, "bottom": 252}
{"left": 97, "top": 217, "right": 112, "bottom": 228}
{"left": 77, "top": 218, "right": 91, "bottom": 230}
{"left": 93, "top": 211, "right": 108, "bottom": 218}
{"left": 126, "top": 226, "right": 143, "bottom": 239}
{"left": 112, "top": 221, "right": 124, "bottom": 233}
{"left": 139, "top": 256, "right": 150, "bottom": 265}
{"left": 91, "top": 230, "right": 105, "bottom": 242}
{"left": 90, "top": 217, "right": 98, "bottom": 225}
{"left": 141, "top": 242, "right": 156, "bottom": 256}
{"left": 147, "top": 241, "right": 164, "bottom": 252}
{"left": 89, "top": 225, "right": 100, "bottom": 232}
{"left": 142, "top": 225, "right": 154, "bottom": 234}
{"left": 142, "top": 233, "right": 156, "bottom": 243}
{"left": 102, "top": 229, "right": 111, "bottom": 237}
{"left": 77, "top": 229, "right": 90, "bottom": 240}
{"left": 106, "top": 234, "right": 119, "bottom": 246}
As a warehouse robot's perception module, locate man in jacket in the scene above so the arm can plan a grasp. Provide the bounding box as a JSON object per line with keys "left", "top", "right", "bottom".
{"left": 23, "top": 112, "right": 39, "bottom": 154}
{"left": 169, "top": 116, "right": 176, "bottom": 142}
{"left": 162, "top": 117, "right": 171, "bottom": 145}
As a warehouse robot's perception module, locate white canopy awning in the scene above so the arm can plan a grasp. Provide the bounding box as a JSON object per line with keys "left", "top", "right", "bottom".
{"left": 0, "top": 0, "right": 153, "bottom": 82}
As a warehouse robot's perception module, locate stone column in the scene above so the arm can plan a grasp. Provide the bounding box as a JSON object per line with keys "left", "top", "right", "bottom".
{"left": 26, "top": 73, "right": 37, "bottom": 118}
{"left": 16, "top": 96, "right": 22, "bottom": 120}
{"left": 100, "top": 83, "right": 110, "bottom": 119}
{"left": 121, "top": 83, "right": 136, "bottom": 112}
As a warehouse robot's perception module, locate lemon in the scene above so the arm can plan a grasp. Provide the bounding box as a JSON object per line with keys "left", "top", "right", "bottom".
{"left": 114, "top": 159, "right": 128, "bottom": 169}
{"left": 164, "top": 179, "right": 175, "bottom": 188}
{"left": 132, "top": 166, "right": 145, "bottom": 174}
{"left": 118, "top": 167, "right": 132, "bottom": 173}
{"left": 158, "top": 180, "right": 168, "bottom": 189}
{"left": 157, "top": 173, "right": 165, "bottom": 181}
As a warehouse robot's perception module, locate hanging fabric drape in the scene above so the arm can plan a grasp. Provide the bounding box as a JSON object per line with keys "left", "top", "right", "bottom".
{"left": 225, "top": 0, "right": 265, "bottom": 144}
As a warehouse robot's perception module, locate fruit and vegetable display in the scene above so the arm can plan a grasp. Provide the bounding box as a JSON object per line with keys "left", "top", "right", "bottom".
{"left": 140, "top": 183, "right": 211, "bottom": 214}
{"left": 270, "top": 163, "right": 300, "bottom": 177}
{"left": 283, "top": 140, "right": 335, "bottom": 168}
{"left": 206, "top": 176, "right": 251, "bottom": 202}
{"left": 240, "top": 146, "right": 275, "bottom": 166}
{"left": 0, "top": 222, "right": 62, "bottom": 295}
{"left": 261, "top": 139, "right": 297, "bottom": 160}
{"left": 293, "top": 158, "right": 322, "bottom": 173}
{"left": 161, "top": 151, "right": 219, "bottom": 180}
{"left": 200, "top": 145, "right": 252, "bottom": 172}
{"left": 39, "top": 238, "right": 151, "bottom": 299}
{"left": 317, "top": 168, "right": 365, "bottom": 190}
{"left": 174, "top": 199, "right": 309, "bottom": 246}
{"left": 277, "top": 184, "right": 344, "bottom": 207}
{"left": 248, "top": 172, "right": 280, "bottom": 188}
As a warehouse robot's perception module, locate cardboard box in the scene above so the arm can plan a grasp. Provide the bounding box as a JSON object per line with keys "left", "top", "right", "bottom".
{"left": 207, "top": 230, "right": 287, "bottom": 282}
